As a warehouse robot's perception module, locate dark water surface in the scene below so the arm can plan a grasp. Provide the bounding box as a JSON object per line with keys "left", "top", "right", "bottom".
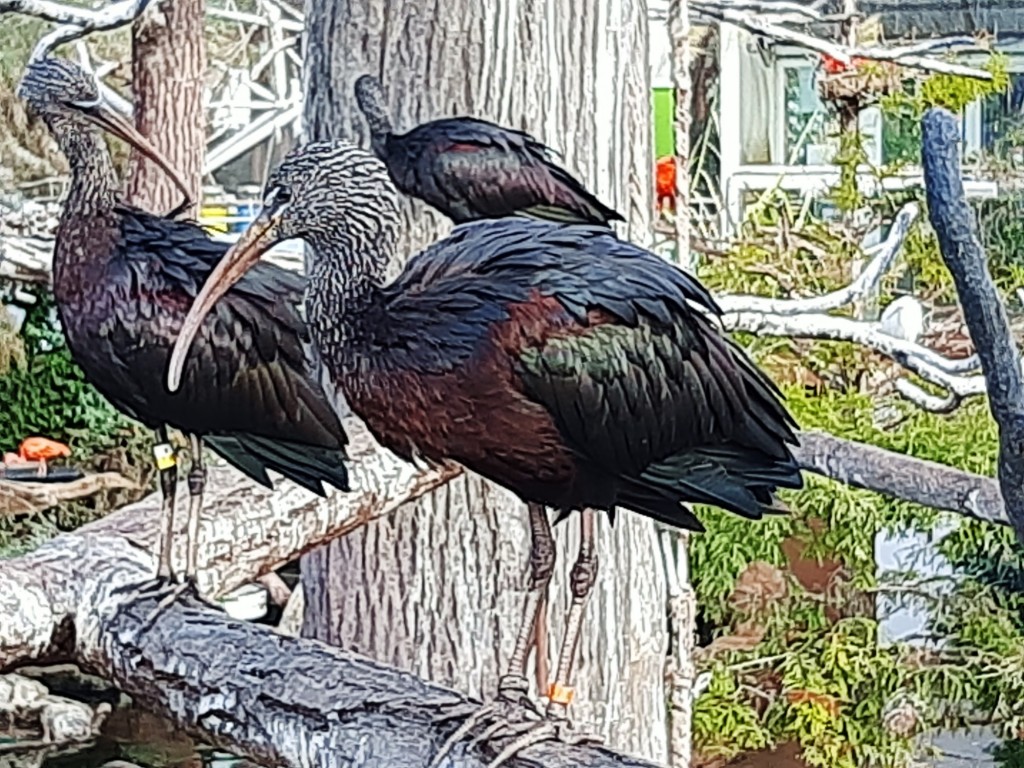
{"left": 0, "top": 702, "right": 253, "bottom": 768}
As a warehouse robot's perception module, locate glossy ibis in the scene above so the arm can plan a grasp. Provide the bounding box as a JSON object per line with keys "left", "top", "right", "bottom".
{"left": 17, "top": 58, "right": 350, "bottom": 594}
{"left": 167, "top": 142, "right": 802, "bottom": 736}
{"left": 354, "top": 74, "right": 624, "bottom": 227}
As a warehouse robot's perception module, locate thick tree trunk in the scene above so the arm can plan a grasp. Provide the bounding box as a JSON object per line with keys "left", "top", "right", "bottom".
{"left": 300, "top": 0, "right": 668, "bottom": 758}
{"left": 125, "top": 0, "right": 206, "bottom": 213}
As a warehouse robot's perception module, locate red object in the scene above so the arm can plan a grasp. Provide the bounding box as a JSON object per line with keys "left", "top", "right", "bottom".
{"left": 821, "top": 53, "right": 850, "bottom": 74}
{"left": 2, "top": 437, "right": 72, "bottom": 478}
{"left": 821, "top": 53, "right": 869, "bottom": 75}
{"left": 18, "top": 436, "right": 71, "bottom": 462}
{"left": 656, "top": 156, "right": 676, "bottom": 211}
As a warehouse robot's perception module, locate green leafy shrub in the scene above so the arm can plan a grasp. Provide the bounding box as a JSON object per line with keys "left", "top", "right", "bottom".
{"left": 0, "top": 289, "right": 154, "bottom": 556}
{"left": 689, "top": 52, "right": 1024, "bottom": 768}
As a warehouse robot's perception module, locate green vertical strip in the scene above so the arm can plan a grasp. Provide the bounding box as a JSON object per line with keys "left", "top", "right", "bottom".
{"left": 652, "top": 87, "right": 675, "bottom": 159}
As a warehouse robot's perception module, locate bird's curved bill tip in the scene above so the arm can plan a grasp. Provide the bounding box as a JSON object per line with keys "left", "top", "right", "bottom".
{"left": 165, "top": 213, "right": 279, "bottom": 393}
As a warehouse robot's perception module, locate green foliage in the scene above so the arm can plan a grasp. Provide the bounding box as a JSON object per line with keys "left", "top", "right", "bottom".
{"left": 880, "top": 55, "right": 1010, "bottom": 165}
{"left": 689, "top": 53, "right": 1024, "bottom": 768}
{"left": 0, "top": 289, "right": 154, "bottom": 557}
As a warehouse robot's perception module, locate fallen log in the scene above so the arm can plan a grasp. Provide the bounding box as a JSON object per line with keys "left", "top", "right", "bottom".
{"left": 0, "top": 419, "right": 660, "bottom": 767}
{"left": 0, "top": 472, "right": 136, "bottom": 518}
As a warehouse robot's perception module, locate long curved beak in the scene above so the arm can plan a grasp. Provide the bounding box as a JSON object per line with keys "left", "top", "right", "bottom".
{"left": 80, "top": 100, "right": 193, "bottom": 212}
{"left": 166, "top": 209, "right": 281, "bottom": 392}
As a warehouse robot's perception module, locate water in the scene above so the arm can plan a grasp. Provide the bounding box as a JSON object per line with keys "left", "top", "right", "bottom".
{"left": 0, "top": 689, "right": 257, "bottom": 768}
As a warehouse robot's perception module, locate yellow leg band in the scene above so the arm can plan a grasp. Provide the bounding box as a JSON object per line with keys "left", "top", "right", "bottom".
{"left": 547, "top": 683, "right": 575, "bottom": 705}
{"left": 153, "top": 443, "right": 177, "bottom": 471}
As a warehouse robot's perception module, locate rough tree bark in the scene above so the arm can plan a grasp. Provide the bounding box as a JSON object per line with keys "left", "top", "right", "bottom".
{"left": 0, "top": 424, "right": 663, "bottom": 768}
{"left": 125, "top": 0, "right": 206, "bottom": 212}
{"left": 665, "top": 0, "right": 696, "bottom": 764}
{"left": 922, "top": 108, "right": 1024, "bottom": 543}
{"left": 300, "top": 0, "right": 668, "bottom": 758}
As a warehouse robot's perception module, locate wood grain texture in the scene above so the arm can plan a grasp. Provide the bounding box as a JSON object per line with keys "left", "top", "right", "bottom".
{"left": 126, "top": 0, "right": 207, "bottom": 213}
{"left": 300, "top": 0, "right": 669, "bottom": 759}
{"left": 0, "top": 482, "right": 664, "bottom": 768}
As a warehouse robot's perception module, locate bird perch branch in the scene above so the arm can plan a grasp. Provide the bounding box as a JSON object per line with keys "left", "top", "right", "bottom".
{"left": 921, "top": 108, "right": 1024, "bottom": 544}
{"left": 0, "top": 0, "right": 155, "bottom": 61}
{"left": 688, "top": 0, "right": 993, "bottom": 80}
{"left": 0, "top": 472, "right": 136, "bottom": 518}
{"left": 0, "top": 457, "right": 657, "bottom": 768}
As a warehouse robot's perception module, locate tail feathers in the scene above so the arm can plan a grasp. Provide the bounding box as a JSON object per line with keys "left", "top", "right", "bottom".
{"left": 543, "top": 162, "right": 626, "bottom": 224}
{"left": 207, "top": 433, "right": 350, "bottom": 496}
{"left": 622, "top": 447, "right": 803, "bottom": 528}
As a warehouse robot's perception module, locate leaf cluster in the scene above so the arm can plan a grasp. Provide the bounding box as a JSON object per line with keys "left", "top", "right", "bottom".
{"left": 0, "top": 288, "right": 154, "bottom": 557}
{"left": 690, "top": 54, "right": 1024, "bottom": 767}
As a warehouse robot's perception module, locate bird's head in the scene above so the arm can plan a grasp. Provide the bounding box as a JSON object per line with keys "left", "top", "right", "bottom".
{"left": 353, "top": 74, "right": 394, "bottom": 150}
{"left": 165, "top": 141, "right": 402, "bottom": 392}
{"left": 18, "top": 57, "right": 192, "bottom": 206}
{"left": 18, "top": 56, "right": 102, "bottom": 116}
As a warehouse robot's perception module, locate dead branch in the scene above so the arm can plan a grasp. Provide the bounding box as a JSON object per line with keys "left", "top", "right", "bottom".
{"left": 794, "top": 431, "right": 1006, "bottom": 526}
{"left": 0, "top": 472, "right": 136, "bottom": 517}
{"left": 0, "top": 0, "right": 155, "bottom": 61}
{"left": 922, "top": 108, "right": 1024, "bottom": 543}
{"left": 689, "top": 0, "right": 993, "bottom": 80}
{"left": 0, "top": 517, "right": 660, "bottom": 768}
{"left": 718, "top": 203, "right": 919, "bottom": 317}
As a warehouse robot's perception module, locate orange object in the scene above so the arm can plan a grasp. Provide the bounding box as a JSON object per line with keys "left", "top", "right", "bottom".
{"left": 656, "top": 156, "right": 676, "bottom": 211}
{"left": 820, "top": 53, "right": 849, "bottom": 74}
{"left": 19, "top": 437, "right": 71, "bottom": 462}
{"left": 547, "top": 683, "right": 575, "bottom": 705}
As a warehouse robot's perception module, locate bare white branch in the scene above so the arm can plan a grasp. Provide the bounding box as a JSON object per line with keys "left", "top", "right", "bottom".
{"left": 725, "top": 309, "right": 983, "bottom": 380}
{"left": 717, "top": 203, "right": 919, "bottom": 317}
{"left": 894, "top": 379, "right": 962, "bottom": 413}
{"left": 2, "top": 0, "right": 155, "bottom": 61}
{"left": 689, "top": 1, "right": 993, "bottom": 80}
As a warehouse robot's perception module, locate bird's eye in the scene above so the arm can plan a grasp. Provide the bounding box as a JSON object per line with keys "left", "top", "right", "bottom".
{"left": 265, "top": 186, "right": 292, "bottom": 208}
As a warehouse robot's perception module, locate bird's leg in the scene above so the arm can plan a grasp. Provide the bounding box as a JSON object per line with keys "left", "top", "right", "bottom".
{"left": 534, "top": 591, "right": 550, "bottom": 697}
{"left": 139, "top": 434, "right": 212, "bottom": 629}
{"left": 184, "top": 433, "right": 206, "bottom": 581}
{"left": 117, "top": 429, "right": 187, "bottom": 630}
{"left": 546, "top": 508, "right": 599, "bottom": 722}
{"left": 498, "top": 502, "right": 556, "bottom": 706}
{"left": 429, "top": 505, "right": 594, "bottom": 768}
{"left": 153, "top": 428, "right": 179, "bottom": 581}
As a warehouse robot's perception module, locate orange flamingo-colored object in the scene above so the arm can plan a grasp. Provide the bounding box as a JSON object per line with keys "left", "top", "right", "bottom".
{"left": 3, "top": 436, "right": 71, "bottom": 477}
{"left": 656, "top": 155, "right": 676, "bottom": 212}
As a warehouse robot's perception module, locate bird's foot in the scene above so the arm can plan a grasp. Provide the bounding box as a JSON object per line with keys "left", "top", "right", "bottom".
{"left": 428, "top": 685, "right": 599, "bottom": 768}
{"left": 109, "top": 575, "right": 203, "bottom": 633}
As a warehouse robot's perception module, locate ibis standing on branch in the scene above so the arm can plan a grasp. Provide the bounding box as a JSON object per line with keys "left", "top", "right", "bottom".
{"left": 354, "top": 74, "right": 624, "bottom": 227}
{"left": 167, "top": 141, "right": 802, "bottom": 737}
{"left": 17, "top": 57, "right": 350, "bottom": 594}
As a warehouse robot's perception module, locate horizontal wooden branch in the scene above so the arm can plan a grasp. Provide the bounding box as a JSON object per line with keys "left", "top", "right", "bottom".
{"left": 0, "top": 471, "right": 135, "bottom": 518}
{"left": 795, "top": 431, "right": 1006, "bottom": 525}
{"left": 0, "top": 523, "right": 660, "bottom": 768}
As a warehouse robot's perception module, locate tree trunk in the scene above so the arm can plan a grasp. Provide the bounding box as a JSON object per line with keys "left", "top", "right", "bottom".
{"left": 125, "top": 0, "right": 207, "bottom": 213}
{"left": 300, "top": 0, "right": 669, "bottom": 759}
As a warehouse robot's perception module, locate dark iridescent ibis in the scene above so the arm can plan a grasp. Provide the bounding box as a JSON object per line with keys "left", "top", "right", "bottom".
{"left": 167, "top": 142, "right": 803, "bottom": 743}
{"left": 354, "top": 74, "right": 624, "bottom": 227}
{"left": 17, "top": 58, "right": 350, "bottom": 596}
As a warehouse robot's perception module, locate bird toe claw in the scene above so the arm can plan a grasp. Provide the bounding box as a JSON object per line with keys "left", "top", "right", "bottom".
{"left": 428, "top": 693, "right": 602, "bottom": 768}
